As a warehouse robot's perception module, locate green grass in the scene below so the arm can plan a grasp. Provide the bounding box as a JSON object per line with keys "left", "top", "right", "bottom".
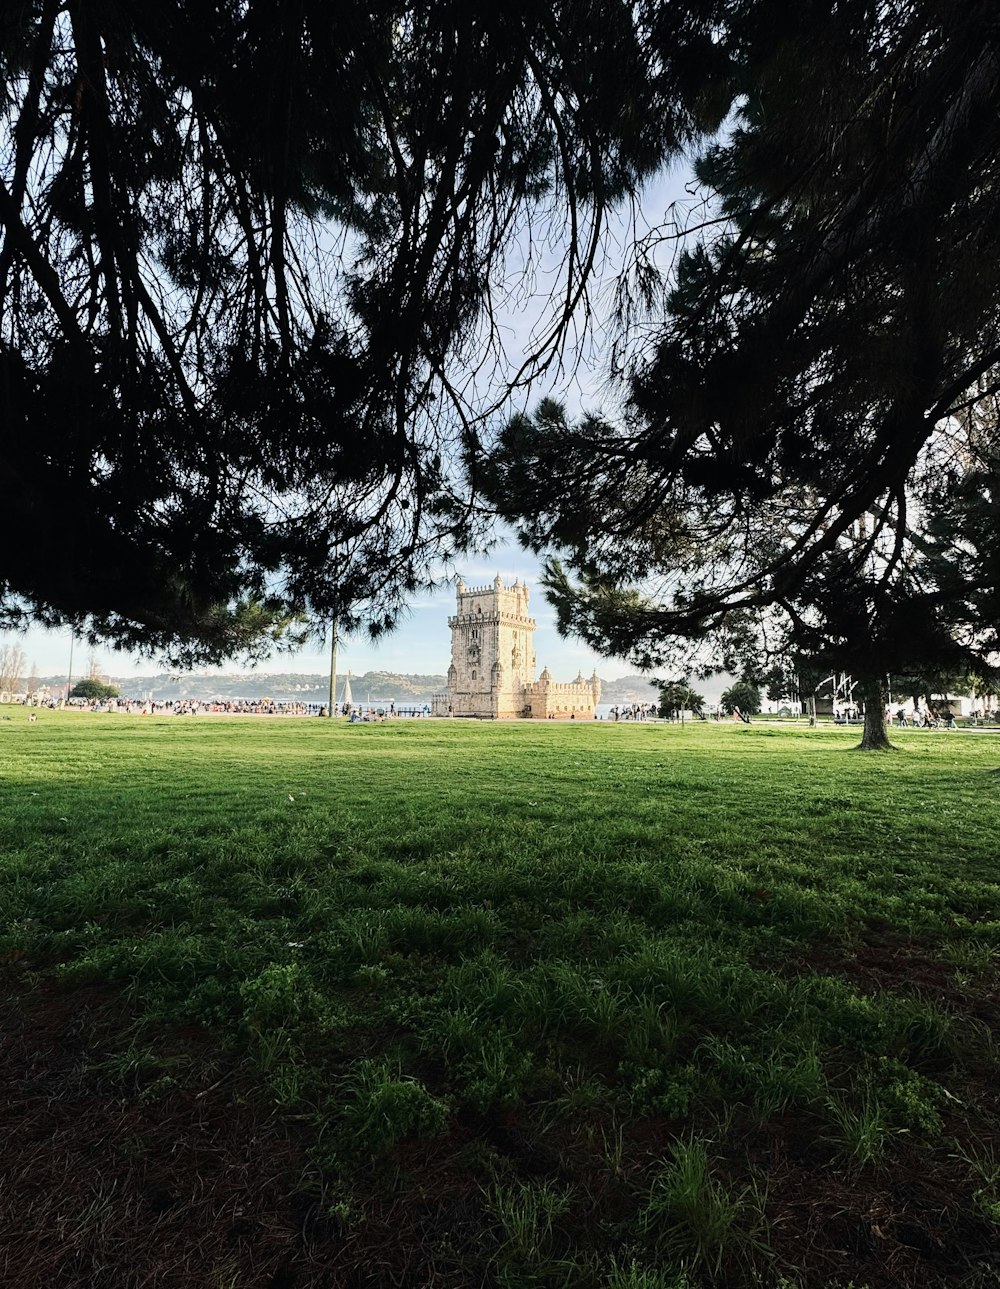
{"left": 2, "top": 710, "right": 1000, "bottom": 1286}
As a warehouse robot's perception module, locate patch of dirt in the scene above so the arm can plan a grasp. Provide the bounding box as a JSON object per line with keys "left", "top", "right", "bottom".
{"left": 742, "top": 1115, "right": 1000, "bottom": 1289}
{"left": 0, "top": 983, "right": 315, "bottom": 1288}
{"left": 3, "top": 977, "right": 1000, "bottom": 1288}
{"left": 772, "top": 930, "right": 1000, "bottom": 1029}
{"left": 0, "top": 982, "right": 484, "bottom": 1289}
{"left": 737, "top": 929, "right": 1000, "bottom": 1285}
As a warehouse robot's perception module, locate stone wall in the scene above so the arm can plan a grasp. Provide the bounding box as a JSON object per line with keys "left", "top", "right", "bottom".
{"left": 522, "top": 670, "right": 601, "bottom": 720}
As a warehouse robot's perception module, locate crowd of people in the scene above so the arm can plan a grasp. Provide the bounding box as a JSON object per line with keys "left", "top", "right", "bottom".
{"left": 56, "top": 696, "right": 323, "bottom": 716}
{"left": 892, "top": 707, "right": 956, "bottom": 729}
{"left": 345, "top": 703, "right": 432, "bottom": 720}
{"left": 56, "top": 697, "right": 438, "bottom": 719}
{"left": 609, "top": 704, "right": 658, "bottom": 721}
{"left": 16, "top": 692, "right": 996, "bottom": 726}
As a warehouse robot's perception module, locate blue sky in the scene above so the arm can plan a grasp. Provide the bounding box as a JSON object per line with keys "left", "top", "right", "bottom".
{"left": 13, "top": 165, "right": 696, "bottom": 683}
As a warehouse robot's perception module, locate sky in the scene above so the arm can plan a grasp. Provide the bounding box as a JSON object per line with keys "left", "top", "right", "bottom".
{"left": 12, "top": 165, "right": 698, "bottom": 684}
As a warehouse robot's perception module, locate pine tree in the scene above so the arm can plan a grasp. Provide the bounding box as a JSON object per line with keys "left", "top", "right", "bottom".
{"left": 486, "top": 1, "right": 1000, "bottom": 750}
{"left": 0, "top": 0, "right": 730, "bottom": 662}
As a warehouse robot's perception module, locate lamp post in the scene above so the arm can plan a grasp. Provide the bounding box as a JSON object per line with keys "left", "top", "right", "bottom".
{"left": 64, "top": 628, "right": 75, "bottom": 706}
{"left": 327, "top": 616, "right": 338, "bottom": 717}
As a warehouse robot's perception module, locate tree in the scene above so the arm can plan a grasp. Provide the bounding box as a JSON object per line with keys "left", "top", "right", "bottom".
{"left": 69, "top": 678, "right": 120, "bottom": 700}
{"left": 760, "top": 659, "right": 820, "bottom": 715}
{"left": 0, "top": 1, "right": 731, "bottom": 664}
{"left": 655, "top": 678, "right": 705, "bottom": 720}
{"left": 0, "top": 638, "right": 26, "bottom": 696}
{"left": 486, "top": 397, "right": 1000, "bottom": 748}
{"left": 485, "top": 1, "right": 1000, "bottom": 750}
{"left": 720, "top": 680, "right": 760, "bottom": 718}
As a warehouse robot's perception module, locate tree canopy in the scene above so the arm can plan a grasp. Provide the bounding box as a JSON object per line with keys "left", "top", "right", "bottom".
{"left": 719, "top": 680, "right": 760, "bottom": 717}
{"left": 486, "top": 0, "right": 1000, "bottom": 748}
{"left": 7, "top": 1, "right": 999, "bottom": 678}
{"left": 654, "top": 677, "right": 705, "bottom": 718}
{"left": 1, "top": 0, "right": 733, "bottom": 663}
{"left": 69, "top": 677, "right": 119, "bottom": 699}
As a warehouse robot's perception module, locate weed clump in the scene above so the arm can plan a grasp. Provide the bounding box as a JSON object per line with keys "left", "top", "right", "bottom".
{"left": 638, "top": 1138, "right": 769, "bottom": 1279}
{"left": 339, "top": 1058, "right": 449, "bottom": 1154}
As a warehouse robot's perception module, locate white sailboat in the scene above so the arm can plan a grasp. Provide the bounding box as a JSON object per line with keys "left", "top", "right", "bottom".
{"left": 340, "top": 670, "right": 353, "bottom": 709}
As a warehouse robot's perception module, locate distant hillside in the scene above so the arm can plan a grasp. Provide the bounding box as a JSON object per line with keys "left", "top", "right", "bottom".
{"left": 599, "top": 675, "right": 660, "bottom": 705}
{"left": 37, "top": 670, "right": 448, "bottom": 702}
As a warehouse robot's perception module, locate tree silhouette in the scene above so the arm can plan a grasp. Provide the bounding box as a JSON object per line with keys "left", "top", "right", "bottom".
{"left": 486, "top": 1, "right": 1000, "bottom": 749}
{"left": 0, "top": 1, "right": 729, "bottom": 662}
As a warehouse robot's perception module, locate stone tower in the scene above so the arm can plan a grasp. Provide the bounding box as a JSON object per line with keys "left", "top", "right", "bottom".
{"left": 443, "top": 574, "right": 537, "bottom": 718}
{"left": 433, "top": 575, "right": 602, "bottom": 719}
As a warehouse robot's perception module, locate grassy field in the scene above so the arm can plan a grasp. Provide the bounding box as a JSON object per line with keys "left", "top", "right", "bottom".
{"left": 2, "top": 711, "right": 999, "bottom": 1289}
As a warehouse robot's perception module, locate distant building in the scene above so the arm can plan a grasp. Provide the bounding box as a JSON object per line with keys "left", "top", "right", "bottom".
{"left": 432, "top": 575, "right": 600, "bottom": 719}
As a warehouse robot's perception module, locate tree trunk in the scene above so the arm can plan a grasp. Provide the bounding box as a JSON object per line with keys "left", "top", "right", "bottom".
{"left": 856, "top": 675, "right": 894, "bottom": 750}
